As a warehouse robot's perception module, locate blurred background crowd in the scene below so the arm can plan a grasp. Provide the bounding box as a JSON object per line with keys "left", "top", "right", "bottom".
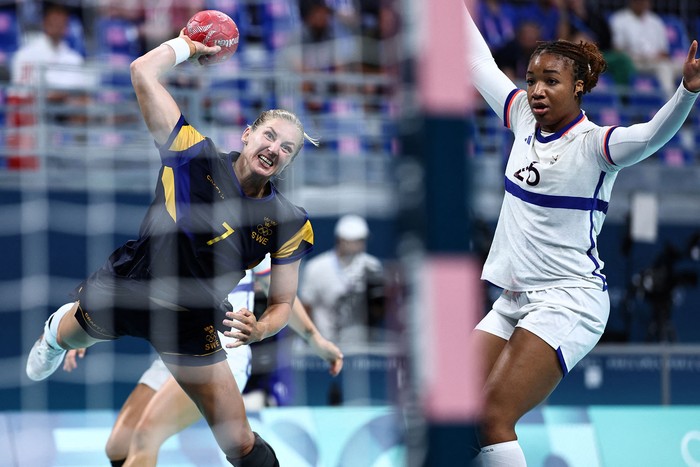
{"left": 4, "top": 0, "right": 700, "bottom": 413}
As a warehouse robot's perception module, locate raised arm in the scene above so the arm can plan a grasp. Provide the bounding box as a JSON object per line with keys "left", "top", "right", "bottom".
{"left": 606, "top": 41, "right": 700, "bottom": 167}
{"left": 130, "top": 31, "right": 220, "bottom": 145}
{"left": 463, "top": 2, "right": 519, "bottom": 119}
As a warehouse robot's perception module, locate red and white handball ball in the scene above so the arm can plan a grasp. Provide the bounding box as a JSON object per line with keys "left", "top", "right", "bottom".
{"left": 185, "top": 10, "right": 239, "bottom": 65}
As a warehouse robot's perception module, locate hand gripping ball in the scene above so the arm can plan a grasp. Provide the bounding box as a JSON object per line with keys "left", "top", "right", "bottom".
{"left": 185, "top": 10, "right": 239, "bottom": 65}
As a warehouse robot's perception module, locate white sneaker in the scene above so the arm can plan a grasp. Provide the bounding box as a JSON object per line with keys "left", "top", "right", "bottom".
{"left": 26, "top": 335, "right": 66, "bottom": 381}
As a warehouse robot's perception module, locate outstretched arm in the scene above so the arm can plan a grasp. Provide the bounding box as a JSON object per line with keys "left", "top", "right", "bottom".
{"left": 288, "top": 299, "right": 344, "bottom": 376}
{"left": 463, "top": 2, "right": 518, "bottom": 120}
{"left": 130, "top": 30, "right": 220, "bottom": 145}
{"left": 606, "top": 40, "right": 700, "bottom": 167}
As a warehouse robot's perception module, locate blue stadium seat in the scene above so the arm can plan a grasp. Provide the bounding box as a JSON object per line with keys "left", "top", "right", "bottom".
{"left": 476, "top": 1, "right": 517, "bottom": 51}
{"left": 662, "top": 14, "right": 690, "bottom": 61}
{"left": 658, "top": 134, "right": 692, "bottom": 166}
{"left": 584, "top": 74, "right": 622, "bottom": 125}
{"left": 208, "top": 73, "right": 277, "bottom": 126}
{"left": 513, "top": 3, "right": 560, "bottom": 41}
{"left": 65, "top": 14, "right": 87, "bottom": 57}
{"left": 205, "top": 0, "right": 252, "bottom": 48}
{"left": 95, "top": 17, "right": 143, "bottom": 59}
{"left": 626, "top": 75, "right": 665, "bottom": 122}
{"left": 260, "top": 0, "right": 297, "bottom": 52}
{"left": 0, "top": 8, "right": 20, "bottom": 66}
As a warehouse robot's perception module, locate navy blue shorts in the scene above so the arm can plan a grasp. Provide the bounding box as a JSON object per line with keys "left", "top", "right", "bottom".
{"left": 72, "top": 268, "right": 227, "bottom": 366}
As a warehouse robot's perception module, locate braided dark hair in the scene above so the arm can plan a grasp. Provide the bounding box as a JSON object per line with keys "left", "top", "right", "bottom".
{"left": 531, "top": 40, "right": 608, "bottom": 99}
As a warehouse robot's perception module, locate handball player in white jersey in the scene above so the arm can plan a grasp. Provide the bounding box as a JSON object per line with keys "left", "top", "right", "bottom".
{"left": 63, "top": 255, "right": 343, "bottom": 466}
{"left": 463, "top": 3, "right": 700, "bottom": 466}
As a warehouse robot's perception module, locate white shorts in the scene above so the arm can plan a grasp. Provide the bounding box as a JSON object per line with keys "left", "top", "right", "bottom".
{"left": 475, "top": 287, "right": 609, "bottom": 375}
{"left": 138, "top": 333, "right": 252, "bottom": 392}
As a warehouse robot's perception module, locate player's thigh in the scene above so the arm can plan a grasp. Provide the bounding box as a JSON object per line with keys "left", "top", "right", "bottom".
{"left": 473, "top": 328, "right": 507, "bottom": 383}
{"left": 113, "top": 384, "right": 157, "bottom": 431}
{"left": 167, "top": 360, "right": 253, "bottom": 453}
{"left": 167, "top": 360, "right": 248, "bottom": 427}
{"left": 484, "top": 327, "right": 562, "bottom": 421}
{"left": 136, "top": 377, "right": 201, "bottom": 442}
{"left": 107, "top": 383, "right": 157, "bottom": 455}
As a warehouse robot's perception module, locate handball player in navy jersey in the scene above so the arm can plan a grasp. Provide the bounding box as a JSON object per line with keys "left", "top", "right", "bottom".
{"left": 26, "top": 30, "right": 318, "bottom": 467}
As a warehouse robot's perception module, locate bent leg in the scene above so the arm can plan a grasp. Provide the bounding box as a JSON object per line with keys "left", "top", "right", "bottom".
{"left": 165, "top": 360, "right": 255, "bottom": 459}
{"left": 106, "top": 383, "right": 156, "bottom": 462}
{"left": 479, "top": 327, "right": 563, "bottom": 446}
{"left": 126, "top": 377, "right": 202, "bottom": 465}
{"left": 27, "top": 302, "right": 107, "bottom": 381}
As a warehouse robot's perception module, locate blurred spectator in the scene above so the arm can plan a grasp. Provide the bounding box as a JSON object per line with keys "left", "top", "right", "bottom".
{"left": 493, "top": 20, "right": 542, "bottom": 82}
{"left": 518, "top": 0, "right": 561, "bottom": 41}
{"left": 476, "top": 0, "right": 517, "bottom": 52}
{"left": 358, "top": 0, "right": 399, "bottom": 111}
{"left": 609, "top": 0, "right": 682, "bottom": 98}
{"left": 283, "top": 0, "right": 350, "bottom": 111}
{"left": 557, "top": 0, "right": 611, "bottom": 49}
{"left": 298, "top": 0, "right": 339, "bottom": 70}
{"left": 557, "top": 0, "right": 636, "bottom": 86}
{"left": 359, "top": 0, "right": 399, "bottom": 71}
{"left": 10, "top": 3, "right": 93, "bottom": 124}
{"left": 11, "top": 3, "right": 91, "bottom": 93}
{"left": 328, "top": 0, "right": 361, "bottom": 39}
{"left": 300, "top": 214, "right": 386, "bottom": 345}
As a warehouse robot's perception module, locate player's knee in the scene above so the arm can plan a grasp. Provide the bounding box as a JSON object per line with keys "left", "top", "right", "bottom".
{"left": 225, "top": 432, "right": 279, "bottom": 467}
{"left": 130, "top": 420, "right": 162, "bottom": 453}
{"left": 478, "top": 401, "right": 518, "bottom": 445}
{"left": 220, "top": 428, "right": 255, "bottom": 458}
{"left": 105, "top": 432, "right": 129, "bottom": 462}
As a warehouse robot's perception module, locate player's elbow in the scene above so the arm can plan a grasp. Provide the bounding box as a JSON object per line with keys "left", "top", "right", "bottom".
{"left": 130, "top": 57, "right": 147, "bottom": 87}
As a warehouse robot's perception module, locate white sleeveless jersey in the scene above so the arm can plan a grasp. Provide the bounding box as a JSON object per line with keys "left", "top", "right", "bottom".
{"left": 482, "top": 89, "right": 620, "bottom": 292}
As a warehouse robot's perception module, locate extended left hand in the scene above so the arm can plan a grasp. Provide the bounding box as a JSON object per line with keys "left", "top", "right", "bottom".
{"left": 682, "top": 40, "right": 700, "bottom": 92}
{"left": 63, "top": 348, "right": 86, "bottom": 372}
{"left": 223, "top": 308, "right": 263, "bottom": 347}
{"left": 308, "top": 335, "right": 344, "bottom": 376}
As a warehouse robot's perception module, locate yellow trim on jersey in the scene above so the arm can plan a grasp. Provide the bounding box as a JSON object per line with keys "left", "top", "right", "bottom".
{"left": 162, "top": 167, "right": 177, "bottom": 221}
{"left": 169, "top": 125, "right": 205, "bottom": 151}
{"left": 273, "top": 220, "right": 314, "bottom": 259}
